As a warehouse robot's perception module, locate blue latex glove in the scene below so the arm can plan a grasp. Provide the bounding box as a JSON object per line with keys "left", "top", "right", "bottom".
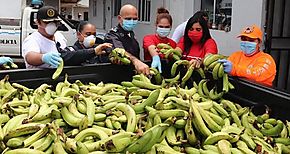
{"left": 151, "top": 55, "right": 162, "bottom": 73}
{"left": 42, "top": 52, "right": 62, "bottom": 68}
{"left": 218, "top": 59, "right": 232, "bottom": 73}
{"left": 0, "top": 57, "right": 13, "bottom": 65}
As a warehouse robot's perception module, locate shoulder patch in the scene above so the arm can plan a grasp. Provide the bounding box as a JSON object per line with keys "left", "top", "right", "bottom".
{"left": 110, "top": 27, "right": 118, "bottom": 33}
{"left": 67, "top": 47, "right": 75, "bottom": 51}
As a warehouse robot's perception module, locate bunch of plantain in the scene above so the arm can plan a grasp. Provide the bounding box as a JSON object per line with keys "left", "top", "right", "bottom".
{"left": 0, "top": 59, "right": 289, "bottom": 154}
{"left": 185, "top": 54, "right": 234, "bottom": 100}
{"left": 157, "top": 43, "right": 182, "bottom": 61}
{"left": 1, "top": 62, "right": 18, "bottom": 70}
{"left": 170, "top": 60, "right": 206, "bottom": 88}
{"left": 203, "top": 53, "right": 228, "bottom": 80}
{"left": 109, "top": 48, "right": 131, "bottom": 65}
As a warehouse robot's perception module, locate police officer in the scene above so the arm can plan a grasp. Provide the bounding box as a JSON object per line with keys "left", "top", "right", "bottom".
{"left": 59, "top": 21, "right": 112, "bottom": 65}
{"left": 22, "top": 6, "right": 66, "bottom": 69}
{"left": 105, "top": 4, "right": 150, "bottom": 75}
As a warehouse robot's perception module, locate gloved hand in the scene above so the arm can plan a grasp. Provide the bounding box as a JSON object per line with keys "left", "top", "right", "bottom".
{"left": 0, "top": 57, "right": 13, "bottom": 65}
{"left": 151, "top": 55, "right": 162, "bottom": 73}
{"left": 42, "top": 52, "right": 62, "bottom": 68}
{"left": 218, "top": 59, "right": 232, "bottom": 73}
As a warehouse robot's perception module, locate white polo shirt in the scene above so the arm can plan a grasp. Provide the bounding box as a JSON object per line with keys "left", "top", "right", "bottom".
{"left": 22, "top": 31, "right": 67, "bottom": 69}
{"left": 171, "top": 20, "right": 188, "bottom": 43}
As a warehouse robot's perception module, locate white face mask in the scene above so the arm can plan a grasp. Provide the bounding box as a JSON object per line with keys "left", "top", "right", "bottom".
{"left": 83, "top": 35, "right": 96, "bottom": 48}
{"left": 156, "top": 27, "right": 171, "bottom": 38}
{"left": 45, "top": 22, "right": 58, "bottom": 36}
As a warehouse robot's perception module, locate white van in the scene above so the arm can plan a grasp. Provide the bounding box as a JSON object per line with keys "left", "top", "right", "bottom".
{"left": 0, "top": 0, "right": 77, "bottom": 64}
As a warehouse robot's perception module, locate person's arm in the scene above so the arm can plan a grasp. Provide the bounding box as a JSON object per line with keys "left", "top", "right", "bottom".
{"left": 126, "top": 51, "right": 150, "bottom": 75}
{"left": 25, "top": 51, "right": 61, "bottom": 68}
{"left": 105, "top": 32, "right": 125, "bottom": 49}
{"left": 22, "top": 35, "right": 62, "bottom": 68}
{"left": 25, "top": 52, "right": 43, "bottom": 66}
{"left": 175, "top": 37, "right": 185, "bottom": 55}
{"left": 143, "top": 35, "right": 159, "bottom": 57}
{"left": 188, "top": 39, "right": 218, "bottom": 68}
{"left": 203, "top": 39, "right": 218, "bottom": 55}
{"left": 60, "top": 43, "right": 112, "bottom": 66}
{"left": 229, "top": 55, "right": 276, "bottom": 84}
{"left": 60, "top": 48, "right": 95, "bottom": 66}
{"left": 22, "top": 36, "right": 43, "bottom": 66}
{"left": 171, "top": 22, "right": 187, "bottom": 43}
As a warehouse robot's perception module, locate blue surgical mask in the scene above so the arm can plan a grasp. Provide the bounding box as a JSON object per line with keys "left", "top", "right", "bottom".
{"left": 122, "top": 19, "right": 138, "bottom": 31}
{"left": 156, "top": 27, "right": 171, "bottom": 38}
{"left": 240, "top": 41, "right": 257, "bottom": 56}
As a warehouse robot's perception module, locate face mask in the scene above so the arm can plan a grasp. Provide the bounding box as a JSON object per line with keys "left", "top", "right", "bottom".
{"left": 122, "top": 19, "right": 138, "bottom": 31}
{"left": 45, "top": 22, "right": 58, "bottom": 36}
{"left": 240, "top": 41, "right": 257, "bottom": 56}
{"left": 156, "top": 27, "right": 171, "bottom": 38}
{"left": 188, "top": 31, "right": 203, "bottom": 43}
{"left": 83, "top": 35, "right": 96, "bottom": 48}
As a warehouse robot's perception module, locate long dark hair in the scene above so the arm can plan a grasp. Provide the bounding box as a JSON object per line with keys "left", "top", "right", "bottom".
{"left": 184, "top": 12, "right": 211, "bottom": 54}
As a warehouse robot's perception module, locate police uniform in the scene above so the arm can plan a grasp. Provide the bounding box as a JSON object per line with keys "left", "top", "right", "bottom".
{"left": 58, "top": 38, "right": 110, "bottom": 66}
{"left": 105, "top": 24, "right": 140, "bottom": 58}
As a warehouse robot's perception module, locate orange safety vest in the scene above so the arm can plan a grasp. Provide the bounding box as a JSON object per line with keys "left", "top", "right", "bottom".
{"left": 228, "top": 51, "right": 276, "bottom": 86}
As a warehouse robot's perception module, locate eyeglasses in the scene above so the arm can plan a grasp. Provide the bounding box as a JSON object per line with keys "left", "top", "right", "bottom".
{"left": 158, "top": 26, "right": 171, "bottom": 28}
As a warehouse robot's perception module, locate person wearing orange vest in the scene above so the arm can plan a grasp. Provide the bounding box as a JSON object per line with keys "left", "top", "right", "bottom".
{"left": 218, "top": 25, "right": 276, "bottom": 86}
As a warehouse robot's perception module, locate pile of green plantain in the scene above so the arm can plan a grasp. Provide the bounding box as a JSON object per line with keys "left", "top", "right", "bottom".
{"left": 0, "top": 58, "right": 289, "bottom": 154}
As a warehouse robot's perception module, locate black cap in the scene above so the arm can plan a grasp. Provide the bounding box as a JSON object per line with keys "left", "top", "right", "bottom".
{"left": 37, "top": 6, "right": 61, "bottom": 22}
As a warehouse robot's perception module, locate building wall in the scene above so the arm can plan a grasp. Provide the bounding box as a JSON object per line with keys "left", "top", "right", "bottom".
{"left": 210, "top": 0, "right": 265, "bottom": 56}
{"left": 89, "top": 0, "right": 266, "bottom": 58}
{"left": 89, "top": 0, "right": 104, "bottom": 30}
{"left": 44, "top": 0, "right": 60, "bottom": 10}
{"left": 72, "top": 7, "right": 88, "bottom": 20}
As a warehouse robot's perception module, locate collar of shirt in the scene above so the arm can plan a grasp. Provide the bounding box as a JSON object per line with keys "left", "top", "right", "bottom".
{"left": 117, "top": 24, "right": 136, "bottom": 38}
{"left": 74, "top": 41, "right": 85, "bottom": 49}
{"left": 117, "top": 24, "right": 130, "bottom": 35}
{"left": 155, "top": 34, "right": 169, "bottom": 42}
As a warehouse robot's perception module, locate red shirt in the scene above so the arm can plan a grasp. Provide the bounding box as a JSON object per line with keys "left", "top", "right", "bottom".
{"left": 177, "top": 37, "right": 218, "bottom": 60}
{"left": 143, "top": 34, "right": 177, "bottom": 60}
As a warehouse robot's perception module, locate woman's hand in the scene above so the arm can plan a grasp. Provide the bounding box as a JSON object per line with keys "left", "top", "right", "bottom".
{"left": 95, "top": 43, "right": 113, "bottom": 55}
{"left": 189, "top": 58, "right": 202, "bottom": 68}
